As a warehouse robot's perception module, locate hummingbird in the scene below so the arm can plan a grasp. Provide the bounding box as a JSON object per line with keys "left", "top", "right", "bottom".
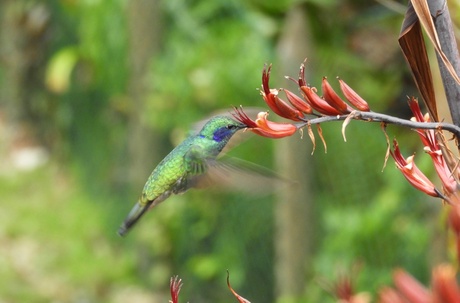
{"left": 118, "top": 116, "right": 248, "bottom": 236}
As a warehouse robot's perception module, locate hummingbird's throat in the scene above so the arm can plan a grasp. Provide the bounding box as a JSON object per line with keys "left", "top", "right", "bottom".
{"left": 212, "top": 127, "right": 235, "bottom": 142}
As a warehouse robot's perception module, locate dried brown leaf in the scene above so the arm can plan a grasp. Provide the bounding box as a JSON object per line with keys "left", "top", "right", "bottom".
{"left": 227, "top": 271, "right": 251, "bottom": 303}
{"left": 399, "top": 4, "right": 438, "bottom": 121}
{"left": 316, "top": 124, "right": 327, "bottom": 153}
{"left": 307, "top": 123, "right": 316, "bottom": 155}
{"left": 381, "top": 122, "right": 391, "bottom": 172}
{"left": 411, "top": 0, "right": 460, "bottom": 85}
{"left": 342, "top": 112, "right": 355, "bottom": 142}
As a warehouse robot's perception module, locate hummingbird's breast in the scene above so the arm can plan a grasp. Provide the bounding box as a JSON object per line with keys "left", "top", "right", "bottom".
{"left": 140, "top": 135, "right": 220, "bottom": 205}
{"left": 141, "top": 139, "right": 193, "bottom": 203}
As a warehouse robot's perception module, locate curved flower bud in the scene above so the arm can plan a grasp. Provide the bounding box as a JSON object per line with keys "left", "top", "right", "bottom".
{"left": 321, "top": 77, "right": 352, "bottom": 114}
{"left": 261, "top": 64, "right": 304, "bottom": 121}
{"left": 338, "top": 78, "right": 370, "bottom": 111}
{"left": 300, "top": 85, "right": 342, "bottom": 116}
{"left": 232, "top": 106, "right": 297, "bottom": 139}
{"left": 283, "top": 88, "right": 312, "bottom": 114}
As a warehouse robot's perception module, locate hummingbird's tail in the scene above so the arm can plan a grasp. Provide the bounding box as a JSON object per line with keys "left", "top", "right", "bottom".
{"left": 118, "top": 200, "right": 151, "bottom": 237}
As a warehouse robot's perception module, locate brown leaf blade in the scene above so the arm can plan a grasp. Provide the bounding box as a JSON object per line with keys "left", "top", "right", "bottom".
{"left": 398, "top": 3, "right": 438, "bottom": 121}
{"left": 411, "top": 0, "right": 460, "bottom": 86}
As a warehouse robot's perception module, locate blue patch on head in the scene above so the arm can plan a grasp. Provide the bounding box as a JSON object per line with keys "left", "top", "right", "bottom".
{"left": 213, "top": 127, "right": 232, "bottom": 142}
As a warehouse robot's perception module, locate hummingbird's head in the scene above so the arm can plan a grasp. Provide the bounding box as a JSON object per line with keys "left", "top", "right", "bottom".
{"left": 199, "top": 116, "right": 246, "bottom": 143}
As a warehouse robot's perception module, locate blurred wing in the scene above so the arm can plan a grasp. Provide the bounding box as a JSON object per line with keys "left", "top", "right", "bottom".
{"left": 184, "top": 145, "right": 208, "bottom": 175}
{"left": 187, "top": 156, "right": 291, "bottom": 196}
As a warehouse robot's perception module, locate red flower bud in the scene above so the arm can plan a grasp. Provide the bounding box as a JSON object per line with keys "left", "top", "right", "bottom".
{"left": 321, "top": 77, "right": 351, "bottom": 114}
{"left": 338, "top": 78, "right": 370, "bottom": 111}
{"left": 283, "top": 88, "right": 312, "bottom": 114}
{"left": 300, "top": 85, "right": 342, "bottom": 116}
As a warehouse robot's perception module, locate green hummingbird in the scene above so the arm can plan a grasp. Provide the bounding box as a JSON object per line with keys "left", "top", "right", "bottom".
{"left": 118, "top": 116, "right": 248, "bottom": 236}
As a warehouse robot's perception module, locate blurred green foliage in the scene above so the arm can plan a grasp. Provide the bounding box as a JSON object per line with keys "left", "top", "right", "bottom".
{"left": 0, "top": 0, "right": 445, "bottom": 302}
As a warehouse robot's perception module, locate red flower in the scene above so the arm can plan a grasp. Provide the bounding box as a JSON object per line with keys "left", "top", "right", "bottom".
{"left": 408, "top": 98, "right": 457, "bottom": 194}
{"left": 261, "top": 64, "right": 304, "bottom": 121}
{"left": 431, "top": 265, "right": 460, "bottom": 302}
{"left": 295, "top": 63, "right": 342, "bottom": 115}
{"left": 232, "top": 106, "right": 297, "bottom": 139}
{"left": 169, "top": 276, "right": 183, "bottom": 303}
{"left": 390, "top": 139, "right": 440, "bottom": 198}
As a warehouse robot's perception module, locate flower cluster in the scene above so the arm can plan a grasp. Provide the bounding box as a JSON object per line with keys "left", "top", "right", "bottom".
{"left": 389, "top": 98, "right": 459, "bottom": 202}
{"left": 233, "top": 62, "right": 370, "bottom": 139}
{"left": 229, "top": 61, "right": 460, "bottom": 302}
{"left": 388, "top": 98, "right": 460, "bottom": 265}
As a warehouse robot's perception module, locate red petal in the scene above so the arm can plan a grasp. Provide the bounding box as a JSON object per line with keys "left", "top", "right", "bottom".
{"left": 232, "top": 106, "right": 257, "bottom": 128}
{"left": 252, "top": 112, "right": 297, "bottom": 138}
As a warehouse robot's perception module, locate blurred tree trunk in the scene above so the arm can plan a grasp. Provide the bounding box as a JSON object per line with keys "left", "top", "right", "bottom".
{"left": 0, "top": 0, "right": 51, "bottom": 143}
{"left": 274, "top": 5, "right": 314, "bottom": 303}
{"left": 125, "top": 0, "right": 167, "bottom": 282}
{"left": 126, "top": 0, "right": 164, "bottom": 188}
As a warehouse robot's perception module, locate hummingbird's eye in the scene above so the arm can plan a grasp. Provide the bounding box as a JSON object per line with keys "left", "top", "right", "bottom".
{"left": 226, "top": 124, "right": 237, "bottom": 130}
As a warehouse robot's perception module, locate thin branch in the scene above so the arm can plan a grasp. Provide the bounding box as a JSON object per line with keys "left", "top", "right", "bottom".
{"left": 296, "top": 110, "right": 460, "bottom": 139}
